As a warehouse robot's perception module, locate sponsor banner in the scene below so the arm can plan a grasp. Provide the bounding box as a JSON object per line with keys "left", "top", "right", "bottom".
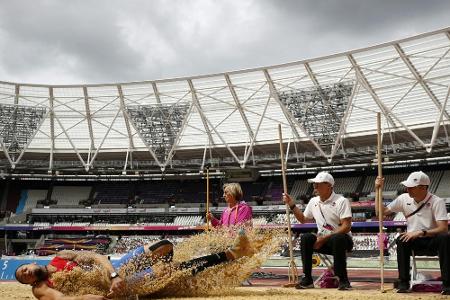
{"left": 0, "top": 257, "right": 122, "bottom": 281}
{"left": 0, "top": 220, "right": 413, "bottom": 231}
{"left": 0, "top": 258, "right": 50, "bottom": 280}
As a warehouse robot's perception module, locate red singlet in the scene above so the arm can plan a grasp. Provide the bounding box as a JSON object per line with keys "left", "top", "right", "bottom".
{"left": 46, "top": 256, "right": 78, "bottom": 287}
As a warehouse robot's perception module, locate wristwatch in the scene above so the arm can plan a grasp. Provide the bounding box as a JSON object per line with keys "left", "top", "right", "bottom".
{"left": 422, "top": 230, "right": 427, "bottom": 237}
{"left": 110, "top": 272, "right": 120, "bottom": 280}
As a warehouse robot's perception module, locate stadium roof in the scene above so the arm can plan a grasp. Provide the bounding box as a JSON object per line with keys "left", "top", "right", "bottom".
{"left": 0, "top": 27, "right": 450, "bottom": 174}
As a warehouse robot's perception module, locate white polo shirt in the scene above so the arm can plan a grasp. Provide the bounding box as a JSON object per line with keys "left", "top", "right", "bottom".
{"left": 304, "top": 192, "right": 352, "bottom": 235}
{"left": 388, "top": 192, "right": 448, "bottom": 232}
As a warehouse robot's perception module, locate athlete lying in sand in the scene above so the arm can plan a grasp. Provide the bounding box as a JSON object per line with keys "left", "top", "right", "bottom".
{"left": 15, "top": 230, "right": 254, "bottom": 300}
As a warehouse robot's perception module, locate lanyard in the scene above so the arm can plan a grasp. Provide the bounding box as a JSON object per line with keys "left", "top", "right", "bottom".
{"left": 318, "top": 202, "right": 330, "bottom": 226}
{"left": 405, "top": 194, "right": 433, "bottom": 219}
{"left": 227, "top": 204, "right": 240, "bottom": 226}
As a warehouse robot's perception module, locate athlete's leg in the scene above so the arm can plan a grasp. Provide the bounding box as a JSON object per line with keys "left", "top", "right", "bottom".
{"left": 178, "top": 229, "right": 254, "bottom": 275}
{"left": 112, "top": 239, "right": 174, "bottom": 270}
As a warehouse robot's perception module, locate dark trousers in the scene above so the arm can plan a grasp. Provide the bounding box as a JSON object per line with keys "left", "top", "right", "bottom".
{"left": 396, "top": 233, "right": 450, "bottom": 287}
{"left": 147, "top": 239, "right": 229, "bottom": 276}
{"left": 179, "top": 252, "right": 228, "bottom": 275}
{"left": 300, "top": 233, "right": 353, "bottom": 281}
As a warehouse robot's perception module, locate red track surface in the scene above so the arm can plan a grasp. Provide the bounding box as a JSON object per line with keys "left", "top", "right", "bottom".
{"left": 248, "top": 267, "right": 440, "bottom": 288}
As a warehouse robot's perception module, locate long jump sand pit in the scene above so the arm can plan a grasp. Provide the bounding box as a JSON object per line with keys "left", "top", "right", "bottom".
{"left": 0, "top": 283, "right": 447, "bottom": 300}
{"left": 2, "top": 229, "right": 444, "bottom": 299}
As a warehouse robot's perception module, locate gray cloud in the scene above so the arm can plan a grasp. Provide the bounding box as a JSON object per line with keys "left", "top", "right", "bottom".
{"left": 0, "top": 0, "right": 449, "bottom": 84}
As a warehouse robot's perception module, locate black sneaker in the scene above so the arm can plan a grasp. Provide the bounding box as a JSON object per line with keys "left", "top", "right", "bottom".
{"left": 295, "top": 276, "right": 314, "bottom": 289}
{"left": 338, "top": 280, "right": 352, "bottom": 290}
{"left": 441, "top": 287, "right": 450, "bottom": 295}
{"left": 396, "top": 281, "right": 410, "bottom": 293}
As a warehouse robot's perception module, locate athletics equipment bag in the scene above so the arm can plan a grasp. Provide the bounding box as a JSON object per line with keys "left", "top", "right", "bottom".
{"left": 314, "top": 268, "right": 339, "bottom": 288}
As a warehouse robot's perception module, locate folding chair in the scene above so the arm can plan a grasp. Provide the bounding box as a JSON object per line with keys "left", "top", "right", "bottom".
{"left": 316, "top": 253, "right": 333, "bottom": 268}
{"left": 411, "top": 250, "right": 440, "bottom": 287}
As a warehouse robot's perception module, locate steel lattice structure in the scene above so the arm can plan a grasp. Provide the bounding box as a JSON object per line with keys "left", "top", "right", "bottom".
{"left": 279, "top": 81, "right": 354, "bottom": 154}
{"left": 0, "top": 27, "right": 450, "bottom": 175}
{"left": 0, "top": 104, "right": 47, "bottom": 163}
{"left": 126, "top": 104, "right": 190, "bottom": 165}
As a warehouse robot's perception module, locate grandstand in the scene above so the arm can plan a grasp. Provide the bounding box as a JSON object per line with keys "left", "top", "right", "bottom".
{"left": 0, "top": 28, "right": 449, "bottom": 176}
{"left": 0, "top": 28, "right": 450, "bottom": 286}
{"left": 35, "top": 236, "right": 111, "bottom": 256}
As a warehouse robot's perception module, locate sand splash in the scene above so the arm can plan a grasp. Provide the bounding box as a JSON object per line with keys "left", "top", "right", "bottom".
{"left": 51, "top": 227, "right": 284, "bottom": 299}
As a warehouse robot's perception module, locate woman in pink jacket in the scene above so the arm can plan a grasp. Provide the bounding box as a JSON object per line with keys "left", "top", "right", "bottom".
{"left": 207, "top": 182, "right": 253, "bottom": 227}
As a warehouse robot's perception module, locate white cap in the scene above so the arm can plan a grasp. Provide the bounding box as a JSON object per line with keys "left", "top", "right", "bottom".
{"left": 307, "top": 172, "right": 334, "bottom": 186}
{"left": 401, "top": 171, "right": 430, "bottom": 187}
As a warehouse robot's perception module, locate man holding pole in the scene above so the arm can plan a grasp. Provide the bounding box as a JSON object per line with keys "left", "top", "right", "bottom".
{"left": 283, "top": 171, "right": 353, "bottom": 290}
{"left": 375, "top": 171, "right": 450, "bottom": 294}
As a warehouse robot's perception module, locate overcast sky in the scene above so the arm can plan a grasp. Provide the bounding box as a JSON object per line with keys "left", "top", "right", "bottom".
{"left": 0, "top": 0, "right": 449, "bottom": 85}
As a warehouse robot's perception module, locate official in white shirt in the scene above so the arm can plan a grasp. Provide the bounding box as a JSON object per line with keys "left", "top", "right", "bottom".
{"left": 283, "top": 171, "right": 353, "bottom": 290}
{"left": 375, "top": 171, "right": 450, "bottom": 294}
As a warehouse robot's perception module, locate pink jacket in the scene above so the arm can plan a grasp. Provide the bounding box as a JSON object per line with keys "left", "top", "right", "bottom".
{"left": 211, "top": 201, "right": 253, "bottom": 227}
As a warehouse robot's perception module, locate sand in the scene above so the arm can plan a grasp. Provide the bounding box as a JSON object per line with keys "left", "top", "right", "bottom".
{"left": 4, "top": 229, "right": 445, "bottom": 299}
{"left": 0, "top": 283, "right": 447, "bottom": 300}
